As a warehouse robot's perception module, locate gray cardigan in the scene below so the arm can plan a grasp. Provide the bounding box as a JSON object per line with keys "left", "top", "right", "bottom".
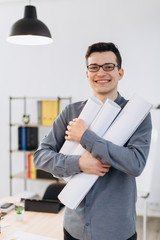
{"left": 34, "top": 93, "right": 152, "bottom": 240}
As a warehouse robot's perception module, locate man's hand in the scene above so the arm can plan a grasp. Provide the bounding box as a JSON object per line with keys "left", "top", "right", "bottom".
{"left": 79, "top": 151, "right": 111, "bottom": 177}
{"left": 65, "top": 118, "right": 87, "bottom": 143}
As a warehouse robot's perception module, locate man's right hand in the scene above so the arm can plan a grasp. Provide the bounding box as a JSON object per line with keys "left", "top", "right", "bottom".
{"left": 79, "top": 151, "right": 111, "bottom": 177}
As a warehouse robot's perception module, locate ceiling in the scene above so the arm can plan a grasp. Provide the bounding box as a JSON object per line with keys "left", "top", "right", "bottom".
{"left": 0, "top": 0, "right": 25, "bottom": 3}
{"left": 0, "top": 0, "right": 42, "bottom": 3}
{"left": 0, "top": 0, "right": 21, "bottom": 2}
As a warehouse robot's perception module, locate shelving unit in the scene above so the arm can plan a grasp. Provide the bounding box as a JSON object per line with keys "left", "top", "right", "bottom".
{"left": 9, "top": 96, "right": 72, "bottom": 195}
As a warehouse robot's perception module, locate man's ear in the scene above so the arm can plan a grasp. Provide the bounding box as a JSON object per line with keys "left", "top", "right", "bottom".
{"left": 119, "top": 68, "right": 124, "bottom": 80}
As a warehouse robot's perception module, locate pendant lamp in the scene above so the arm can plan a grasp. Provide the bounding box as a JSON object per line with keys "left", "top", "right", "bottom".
{"left": 6, "top": 5, "right": 53, "bottom": 45}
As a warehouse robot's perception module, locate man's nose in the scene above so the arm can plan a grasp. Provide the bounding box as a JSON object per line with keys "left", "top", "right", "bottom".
{"left": 97, "top": 66, "right": 106, "bottom": 74}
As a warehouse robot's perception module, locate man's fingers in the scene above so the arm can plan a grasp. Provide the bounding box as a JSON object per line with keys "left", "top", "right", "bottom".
{"left": 65, "top": 130, "right": 70, "bottom": 135}
{"left": 69, "top": 121, "right": 76, "bottom": 125}
{"left": 73, "top": 118, "right": 78, "bottom": 122}
{"left": 65, "top": 130, "right": 71, "bottom": 140}
{"left": 102, "top": 164, "right": 111, "bottom": 168}
{"left": 67, "top": 125, "right": 71, "bottom": 130}
{"left": 98, "top": 172, "right": 106, "bottom": 177}
{"left": 101, "top": 168, "right": 110, "bottom": 173}
{"left": 98, "top": 167, "right": 111, "bottom": 176}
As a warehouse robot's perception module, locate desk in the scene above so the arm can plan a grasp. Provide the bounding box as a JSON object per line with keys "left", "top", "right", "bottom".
{"left": 0, "top": 197, "right": 64, "bottom": 240}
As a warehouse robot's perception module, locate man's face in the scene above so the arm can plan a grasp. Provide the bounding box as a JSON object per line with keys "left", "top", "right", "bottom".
{"left": 86, "top": 51, "right": 124, "bottom": 102}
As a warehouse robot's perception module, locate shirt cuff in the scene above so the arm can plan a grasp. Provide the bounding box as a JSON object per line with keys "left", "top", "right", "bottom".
{"left": 80, "top": 129, "right": 100, "bottom": 152}
{"left": 65, "top": 155, "right": 81, "bottom": 175}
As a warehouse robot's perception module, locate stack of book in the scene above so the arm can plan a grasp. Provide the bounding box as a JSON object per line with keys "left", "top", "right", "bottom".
{"left": 27, "top": 153, "right": 54, "bottom": 180}
{"left": 18, "top": 127, "right": 38, "bottom": 151}
{"left": 38, "top": 100, "right": 60, "bottom": 126}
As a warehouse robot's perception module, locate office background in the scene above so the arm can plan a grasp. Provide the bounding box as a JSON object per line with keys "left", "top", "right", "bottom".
{"left": 0, "top": 0, "right": 159, "bottom": 208}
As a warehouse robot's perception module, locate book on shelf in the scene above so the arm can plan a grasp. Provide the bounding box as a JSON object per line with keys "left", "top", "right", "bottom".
{"left": 27, "top": 154, "right": 31, "bottom": 178}
{"left": 27, "top": 153, "right": 54, "bottom": 180}
{"left": 30, "top": 154, "right": 36, "bottom": 179}
{"left": 21, "top": 126, "right": 27, "bottom": 150}
{"left": 37, "top": 100, "right": 42, "bottom": 125}
{"left": 18, "top": 126, "right": 38, "bottom": 151}
{"left": 39, "top": 100, "right": 60, "bottom": 126}
{"left": 37, "top": 98, "right": 72, "bottom": 126}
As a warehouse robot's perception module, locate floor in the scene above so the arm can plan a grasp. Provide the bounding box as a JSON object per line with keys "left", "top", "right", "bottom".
{"left": 137, "top": 216, "right": 160, "bottom": 240}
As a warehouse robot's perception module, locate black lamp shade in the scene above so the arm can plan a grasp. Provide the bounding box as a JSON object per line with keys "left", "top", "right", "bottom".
{"left": 7, "top": 6, "right": 53, "bottom": 45}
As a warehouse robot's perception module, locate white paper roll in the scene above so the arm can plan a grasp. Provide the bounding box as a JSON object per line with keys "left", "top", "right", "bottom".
{"left": 58, "top": 94, "right": 152, "bottom": 209}
{"left": 72, "top": 99, "right": 121, "bottom": 157}
{"left": 103, "top": 94, "right": 152, "bottom": 145}
{"left": 64, "top": 99, "right": 121, "bottom": 182}
{"left": 59, "top": 96, "right": 103, "bottom": 155}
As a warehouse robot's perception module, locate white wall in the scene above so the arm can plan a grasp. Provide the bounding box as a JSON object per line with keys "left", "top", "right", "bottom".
{"left": 0, "top": 0, "right": 160, "bottom": 203}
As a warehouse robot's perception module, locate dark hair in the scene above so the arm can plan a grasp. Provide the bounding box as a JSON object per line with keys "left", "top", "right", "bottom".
{"left": 85, "top": 42, "right": 122, "bottom": 68}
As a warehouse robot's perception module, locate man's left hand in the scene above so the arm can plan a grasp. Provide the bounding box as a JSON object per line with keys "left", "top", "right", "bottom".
{"left": 65, "top": 118, "right": 87, "bottom": 142}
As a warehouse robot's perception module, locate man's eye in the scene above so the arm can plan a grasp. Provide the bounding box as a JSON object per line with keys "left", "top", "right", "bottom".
{"left": 104, "top": 65, "right": 113, "bottom": 70}
{"left": 90, "top": 66, "right": 98, "bottom": 69}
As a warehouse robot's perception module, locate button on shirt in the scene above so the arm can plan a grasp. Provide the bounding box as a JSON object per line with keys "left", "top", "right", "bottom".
{"left": 34, "top": 93, "right": 152, "bottom": 240}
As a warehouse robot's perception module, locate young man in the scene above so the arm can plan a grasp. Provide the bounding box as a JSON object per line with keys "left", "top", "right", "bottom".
{"left": 34, "top": 42, "right": 152, "bottom": 240}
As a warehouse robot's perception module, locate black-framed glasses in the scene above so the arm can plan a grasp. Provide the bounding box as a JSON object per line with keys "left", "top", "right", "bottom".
{"left": 87, "top": 63, "right": 120, "bottom": 72}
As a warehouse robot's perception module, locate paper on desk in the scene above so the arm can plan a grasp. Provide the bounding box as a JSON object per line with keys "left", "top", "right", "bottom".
{"left": 3, "top": 231, "right": 58, "bottom": 240}
{"left": 59, "top": 96, "right": 103, "bottom": 155}
{"left": 58, "top": 94, "right": 152, "bottom": 210}
{"left": 64, "top": 98, "right": 121, "bottom": 182}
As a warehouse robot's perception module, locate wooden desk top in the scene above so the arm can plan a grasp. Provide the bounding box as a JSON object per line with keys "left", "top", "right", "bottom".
{"left": 0, "top": 197, "right": 64, "bottom": 240}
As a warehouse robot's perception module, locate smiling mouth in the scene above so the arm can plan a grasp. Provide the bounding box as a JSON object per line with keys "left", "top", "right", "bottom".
{"left": 94, "top": 79, "right": 111, "bottom": 83}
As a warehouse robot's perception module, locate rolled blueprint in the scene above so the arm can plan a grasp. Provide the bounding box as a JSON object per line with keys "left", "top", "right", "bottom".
{"left": 59, "top": 96, "right": 103, "bottom": 155}
{"left": 64, "top": 99, "right": 121, "bottom": 182}
{"left": 58, "top": 94, "right": 152, "bottom": 209}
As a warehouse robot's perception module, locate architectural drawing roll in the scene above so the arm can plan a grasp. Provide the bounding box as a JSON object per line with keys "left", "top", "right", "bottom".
{"left": 72, "top": 99, "right": 121, "bottom": 156}
{"left": 59, "top": 96, "right": 103, "bottom": 155}
{"left": 64, "top": 99, "right": 121, "bottom": 182}
{"left": 58, "top": 94, "right": 152, "bottom": 210}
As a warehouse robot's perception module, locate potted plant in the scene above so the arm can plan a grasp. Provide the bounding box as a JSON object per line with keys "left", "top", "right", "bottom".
{"left": 15, "top": 205, "right": 24, "bottom": 221}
